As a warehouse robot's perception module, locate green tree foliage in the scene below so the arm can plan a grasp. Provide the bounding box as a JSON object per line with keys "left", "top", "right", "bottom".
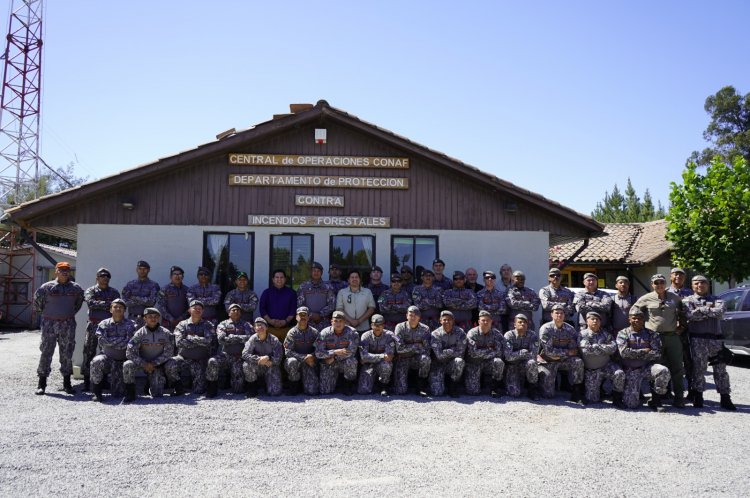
{"left": 667, "top": 157, "right": 750, "bottom": 284}
{"left": 592, "top": 178, "right": 666, "bottom": 222}
{"left": 3, "top": 162, "right": 87, "bottom": 206}
{"left": 688, "top": 86, "right": 750, "bottom": 167}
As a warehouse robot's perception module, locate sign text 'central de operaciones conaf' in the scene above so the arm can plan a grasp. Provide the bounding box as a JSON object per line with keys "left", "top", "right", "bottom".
{"left": 229, "top": 154, "right": 409, "bottom": 169}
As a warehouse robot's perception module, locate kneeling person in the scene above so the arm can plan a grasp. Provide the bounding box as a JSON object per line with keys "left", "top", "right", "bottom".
{"left": 91, "top": 298, "right": 136, "bottom": 401}
{"left": 465, "top": 311, "right": 505, "bottom": 397}
{"left": 242, "top": 317, "right": 284, "bottom": 396}
{"left": 283, "top": 307, "right": 320, "bottom": 395}
{"left": 358, "top": 314, "right": 396, "bottom": 395}
{"left": 580, "top": 311, "right": 625, "bottom": 406}
{"left": 174, "top": 300, "right": 217, "bottom": 395}
{"left": 393, "top": 306, "right": 431, "bottom": 396}
{"left": 314, "top": 310, "right": 359, "bottom": 395}
{"left": 206, "top": 303, "right": 255, "bottom": 396}
{"left": 429, "top": 310, "right": 467, "bottom": 397}
{"left": 504, "top": 314, "right": 540, "bottom": 399}
{"left": 538, "top": 305, "right": 584, "bottom": 402}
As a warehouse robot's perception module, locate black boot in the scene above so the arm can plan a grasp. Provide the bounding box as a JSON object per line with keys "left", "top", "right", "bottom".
{"left": 143, "top": 382, "right": 150, "bottom": 396}
{"left": 172, "top": 379, "right": 185, "bottom": 396}
{"left": 379, "top": 380, "right": 391, "bottom": 397}
{"left": 648, "top": 392, "right": 664, "bottom": 412}
{"left": 417, "top": 377, "right": 428, "bottom": 397}
{"left": 527, "top": 382, "right": 540, "bottom": 401}
{"left": 692, "top": 391, "right": 704, "bottom": 408}
{"left": 124, "top": 383, "right": 136, "bottom": 403}
{"left": 447, "top": 378, "right": 460, "bottom": 398}
{"left": 92, "top": 382, "right": 103, "bottom": 402}
{"left": 720, "top": 394, "right": 737, "bottom": 411}
{"left": 63, "top": 375, "right": 75, "bottom": 395}
{"left": 613, "top": 391, "right": 625, "bottom": 409}
{"left": 206, "top": 380, "right": 218, "bottom": 398}
{"left": 83, "top": 375, "right": 91, "bottom": 392}
{"left": 672, "top": 393, "right": 686, "bottom": 408}
{"left": 35, "top": 376, "right": 47, "bottom": 395}
{"left": 286, "top": 381, "right": 300, "bottom": 396}
{"left": 244, "top": 380, "right": 258, "bottom": 398}
{"left": 490, "top": 379, "right": 502, "bottom": 399}
{"left": 570, "top": 384, "right": 584, "bottom": 404}
{"left": 343, "top": 379, "right": 355, "bottom": 396}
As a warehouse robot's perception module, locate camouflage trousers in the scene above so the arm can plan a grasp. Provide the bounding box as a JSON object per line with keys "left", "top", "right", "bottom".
{"left": 206, "top": 353, "right": 246, "bottom": 393}
{"left": 90, "top": 355, "right": 125, "bottom": 396}
{"left": 243, "top": 361, "right": 283, "bottom": 396}
{"left": 80, "top": 321, "right": 100, "bottom": 378}
{"left": 464, "top": 358, "right": 504, "bottom": 395}
{"left": 358, "top": 360, "right": 394, "bottom": 394}
{"left": 122, "top": 360, "right": 180, "bottom": 397}
{"left": 504, "top": 359, "right": 539, "bottom": 397}
{"left": 393, "top": 354, "right": 431, "bottom": 395}
{"left": 428, "top": 358, "right": 465, "bottom": 396}
{"left": 584, "top": 362, "right": 625, "bottom": 403}
{"left": 319, "top": 357, "right": 358, "bottom": 395}
{"left": 37, "top": 318, "right": 77, "bottom": 377}
{"left": 623, "top": 364, "right": 670, "bottom": 409}
{"left": 690, "top": 337, "right": 731, "bottom": 394}
{"left": 285, "top": 357, "right": 320, "bottom": 395}
{"left": 538, "top": 357, "right": 584, "bottom": 398}
{"left": 174, "top": 356, "right": 209, "bottom": 394}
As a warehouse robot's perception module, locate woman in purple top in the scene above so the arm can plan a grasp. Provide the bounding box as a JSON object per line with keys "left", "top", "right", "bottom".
{"left": 259, "top": 269, "right": 297, "bottom": 341}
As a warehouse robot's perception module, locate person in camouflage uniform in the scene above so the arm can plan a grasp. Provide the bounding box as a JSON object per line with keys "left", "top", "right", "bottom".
{"left": 465, "top": 310, "right": 505, "bottom": 397}
{"left": 573, "top": 273, "right": 613, "bottom": 332}
{"left": 34, "top": 261, "right": 84, "bottom": 395}
{"left": 538, "top": 305, "right": 584, "bottom": 402}
{"left": 429, "top": 310, "right": 467, "bottom": 397}
{"left": 187, "top": 267, "right": 222, "bottom": 324}
{"left": 82, "top": 267, "right": 120, "bottom": 391}
{"left": 669, "top": 267, "right": 694, "bottom": 394}
{"left": 367, "top": 265, "right": 389, "bottom": 309}
{"left": 497, "top": 264, "right": 514, "bottom": 332}
{"left": 156, "top": 266, "right": 189, "bottom": 331}
{"left": 668, "top": 268, "right": 692, "bottom": 298}
{"left": 431, "top": 258, "right": 452, "bottom": 292}
{"left": 123, "top": 307, "right": 182, "bottom": 401}
{"left": 504, "top": 314, "right": 540, "bottom": 399}
{"left": 393, "top": 306, "right": 431, "bottom": 396}
{"left": 206, "top": 303, "right": 255, "bottom": 397}
{"left": 242, "top": 317, "right": 284, "bottom": 397}
{"left": 358, "top": 314, "right": 396, "bottom": 395}
{"left": 506, "top": 270, "right": 541, "bottom": 331}
{"left": 611, "top": 276, "right": 633, "bottom": 334}
{"left": 173, "top": 300, "right": 217, "bottom": 395}
{"left": 378, "top": 274, "right": 411, "bottom": 330}
{"left": 122, "top": 260, "right": 160, "bottom": 327}
{"left": 90, "top": 298, "right": 137, "bottom": 401}
{"left": 400, "top": 265, "right": 416, "bottom": 295}
{"left": 684, "top": 275, "right": 736, "bottom": 410}
{"left": 579, "top": 311, "right": 625, "bottom": 407}
{"left": 476, "top": 270, "right": 507, "bottom": 329}
{"left": 411, "top": 269, "right": 443, "bottom": 330}
{"left": 616, "top": 307, "right": 671, "bottom": 411}
{"left": 315, "top": 310, "right": 359, "bottom": 395}
{"left": 283, "top": 307, "right": 320, "bottom": 396}
{"left": 223, "top": 271, "right": 258, "bottom": 323}
{"left": 326, "top": 263, "right": 348, "bottom": 295}
{"left": 442, "top": 271, "right": 477, "bottom": 331}
{"left": 539, "top": 268, "right": 575, "bottom": 325}
{"left": 297, "top": 262, "right": 335, "bottom": 332}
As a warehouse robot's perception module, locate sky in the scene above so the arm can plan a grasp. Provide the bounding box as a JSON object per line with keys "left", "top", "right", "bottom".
{"left": 5, "top": 0, "right": 750, "bottom": 215}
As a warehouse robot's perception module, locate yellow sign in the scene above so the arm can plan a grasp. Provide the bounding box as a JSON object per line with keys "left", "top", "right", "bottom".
{"left": 229, "top": 174, "right": 408, "bottom": 189}
{"left": 229, "top": 154, "right": 409, "bottom": 169}
{"left": 248, "top": 215, "right": 390, "bottom": 228}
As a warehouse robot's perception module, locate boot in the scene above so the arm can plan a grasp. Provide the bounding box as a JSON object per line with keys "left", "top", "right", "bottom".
{"left": 692, "top": 391, "right": 704, "bottom": 408}
{"left": 124, "top": 383, "right": 136, "bottom": 403}
{"left": 92, "top": 383, "right": 103, "bottom": 402}
{"left": 672, "top": 393, "right": 686, "bottom": 409}
{"left": 490, "top": 379, "right": 502, "bottom": 399}
{"left": 343, "top": 379, "right": 355, "bottom": 396}
{"left": 447, "top": 378, "right": 460, "bottom": 398}
{"left": 35, "top": 376, "right": 47, "bottom": 395}
{"left": 648, "top": 392, "right": 664, "bottom": 411}
{"left": 720, "top": 394, "right": 737, "bottom": 411}
{"left": 143, "top": 382, "right": 150, "bottom": 396}
{"left": 244, "top": 380, "right": 258, "bottom": 398}
{"left": 83, "top": 375, "right": 91, "bottom": 392}
{"left": 417, "top": 377, "right": 428, "bottom": 397}
{"left": 172, "top": 379, "right": 185, "bottom": 396}
{"left": 379, "top": 381, "right": 391, "bottom": 397}
{"left": 527, "top": 382, "right": 540, "bottom": 401}
{"left": 206, "top": 380, "right": 218, "bottom": 398}
{"left": 570, "top": 384, "right": 584, "bottom": 404}
{"left": 686, "top": 389, "right": 696, "bottom": 404}
{"left": 286, "top": 381, "right": 300, "bottom": 396}
{"left": 613, "top": 391, "right": 625, "bottom": 409}
{"left": 63, "top": 375, "right": 75, "bottom": 395}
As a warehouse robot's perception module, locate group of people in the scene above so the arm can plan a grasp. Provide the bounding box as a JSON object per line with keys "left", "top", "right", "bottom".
{"left": 32, "top": 259, "right": 736, "bottom": 411}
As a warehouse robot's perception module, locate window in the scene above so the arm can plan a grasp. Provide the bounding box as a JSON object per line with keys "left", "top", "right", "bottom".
{"left": 720, "top": 290, "right": 745, "bottom": 312}
{"left": 203, "top": 232, "right": 255, "bottom": 296}
{"left": 330, "top": 235, "right": 375, "bottom": 284}
{"left": 270, "top": 234, "right": 313, "bottom": 290}
{"left": 391, "top": 235, "right": 438, "bottom": 281}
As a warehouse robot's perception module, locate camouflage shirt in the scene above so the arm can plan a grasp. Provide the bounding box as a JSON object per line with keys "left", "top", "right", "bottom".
{"left": 223, "top": 288, "right": 259, "bottom": 322}
{"left": 573, "top": 289, "right": 613, "bottom": 330}
{"left": 122, "top": 278, "right": 160, "bottom": 317}
{"left": 217, "top": 318, "right": 254, "bottom": 356}
{"left": 616, "top": 326, "right": 662, "bottom": 370}
{"left": 466, "top": 326, "right": 505, "bottom": 361}
{"left": 127, "top": 325, "right": 174, "bottom": 366}
{"left": 174, "top": 318, "right": 216, "bottom": 358}
{"left": 579, "top": 327, "right": 617, "bottom": 370}
{"left": 34, "top": 279, "right": 85, "bottom": 319}
{"left": 430, "top": 326, "right": 467, "bottom": 362}
{"left": 242, "top": 333, "right": 283, "bottom": 366}
{"left": 506, "top": 286, "right": 541, "bottom": 323}
{"left": 476, "top": 288, "right": 507, "bottom": 320}
{"left": 683, "top": 293, "right": 725, "bottom": 337}
{"left": 156, "top": 283, "right": 189, "bottom": 324}
{"left": 538, "top": 321, "right": 579, "bottom": 361}
{"left": 539, "top": 284, "right": 575, "bottom": 322}
{"left": 297, "top": 280, "right": 335, "bottom": 317}
{"left": 359, "top": 330, "right": 397, "bottom": 363}
{"left": 315, "top": 326, "right": 359, "bottom": 360}
{"left": 393, "top": 321, "right": 431, "bottom": 356}
{"left": 504, "top": 329, "right": 539, "bottom": 362}
{"left": 283, "top": 325, "right": 320, "bottom": 362}
{"left": 187, "top": 283, "right": 222, "bottom": 320}
{"left": 84, "top": 285, "right": 121, "bottom": 323}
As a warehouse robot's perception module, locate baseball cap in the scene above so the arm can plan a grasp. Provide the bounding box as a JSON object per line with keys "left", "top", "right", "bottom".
{"left": 227, "top": 303, "right": 242, "bottom": 312}
{"left": 311, "top": 262, "right": 324, "bottom": 271}
{"left": 407, "top": 305, "right": 421, "bottom": 315}
{"left": 296, "top": 306, "right": 310, "bottom": 315}
{"left": 332, "top": 310, "right": 345, "bottom": 319}
{"left": 548, "top": 268, "right": 561, "bottom": 276}
{"left": 583, "top": 272, "right": 598, "bottom": 280}
{"left": 56, "top": 261, "right": 71, "bottom": 270}
{"left": 143, "top": 307, "right": 161, "bottom": 316}
{"left": 433, "top": 258, "right": 445, "bottom": 266}
{"left": 651, "top": 274, "right": 667, "bottom": 283}
{"left": 371, "top": 265, "right": 383, "bottom": 273}
{"left": 440, "top": 310, "right": 454, "bottom": 318}
{"left": 371, "top": 314, "right": 385, "bottom": 324}
{"left": 671, "top": 267, "right": 686, "bottom": 274}
{"left": 136, "top": 260, "right": 150, "bottom": 269}
{"left": 96, "top": 267, "right": 111, "bottom": 278}
{"left": 189, "top": 299, "right": 204, "bottom": 308}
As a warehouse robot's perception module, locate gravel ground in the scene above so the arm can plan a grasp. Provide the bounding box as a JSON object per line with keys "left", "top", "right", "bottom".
{"left": 1, "top": 330, "right": 750, "bottom": 497}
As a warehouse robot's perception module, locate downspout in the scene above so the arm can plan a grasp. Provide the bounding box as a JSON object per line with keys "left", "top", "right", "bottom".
{"left": 556, "top": 237, "right": 590, "bottom": 271}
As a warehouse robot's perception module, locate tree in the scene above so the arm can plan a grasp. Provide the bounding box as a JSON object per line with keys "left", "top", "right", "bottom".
{"left": 666, "top": 156, "right": 750, "bottom": 285}
{"left": 592, "top": 179, "right": 665, "bottom": 223}
{"left": 3, "top": 162, "right": 87, "bottom": 206}
{"left": 688, "top": 86, "right": 750, "bottom": 167}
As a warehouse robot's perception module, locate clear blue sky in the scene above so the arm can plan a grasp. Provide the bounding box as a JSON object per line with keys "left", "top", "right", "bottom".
{"left": 9, "top": 0, "right": 750, "bottom": 215}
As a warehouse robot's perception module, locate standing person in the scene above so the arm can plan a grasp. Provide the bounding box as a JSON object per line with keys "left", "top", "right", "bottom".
{"left": 157, "top": 266, "right": 189, "bottom": 330}
{"left": 611, "top": 275, "right": 633, "bottom": 334}
{"left": 326, "top": 263, "right": 348, "bottom": 295}
{"left": 431, "top": 258, "right": 452, "bottom": 292}
{"left": 400, "top": 265, "right": 416, "bottom": 295}
{"left": 476, "top": 271, "right": 507, "bottom": 330}
{"left": 579, "top": 311, "right": 625, "bottom": 407}
{"left": 429, "top": 310, "right": 467, "bottom": 397}
{"left": 297, "top": 262, "right": 335, "bottom": 332}
{"left": 367, "top": 265, "right": 388, "bottom": 308}
{"left": 336, "top": 270, "right": 376, "bottom": 335}
{"left": 497, "top": 264, "right": 514, "bottom": 331}
{"left": 684, "top": 275, "right": 736, "bottom": 410}
{"left": 34, "top": 261, "right": 84, "bottom": 395}
{"left": 669, "top": 267, "right": 693, "bottom": 393}
{"left": 573, "top": 273, "right": 613, "bottom": 331}
{"left": 378, "top": 274, "right": 412, "bottom": 330}
{"left": 393, "top": 306, "right": 431, "bottom": 396}
{"left": 465, "top": 267, "right": 484, "bottom": 326}
{"left": 539, "top": 268, "right": 575, "bottom": 325}
{"left": 464, "top": 310, "right": 505, "bottom": 397}
{"left": 82, "top": 267, "right": 120, "bottom": 391}
{"left": 206, "top": 303, "right": 255, "bottom": 396}
{"left": 358, "top": 314, "right": 396, "bottom": 396}
{"left": 90, "top": 298, "right": 136, "bottom": 401}
{"left": 504, "top": 314, "right": 540, "bottom": 400}
{"left": 537, "top": 305, "right": 584, "bottom": 402}
{"left": 283, "top": 307, "right": 320, "bottom": 396}
{"left": 223, "top": 271, "right": 258, "bottom": 323}
{"left": 173, "top": 300, "right": 217, "bottom": 395}
{"left": 315, "top": 311, "right": 359, "bottom": 395}
{"left": 187, "top": 267, "right": 222, "bottom": 324}
{"left": 121, "top": 260, "right": 160, "bottom": 327}
{"left": 258, "top": 269, "right": 297, "bottom": 341}
{"left": 411, "top": 269, "right": 443, "bottom": 330}
{"left": 668, "top": 268, "right": 692, "bottom": 298}
{"left": 242, "top": 317, "right": 284, "bottom": 397}
{"left": 506, "top": 270, "right": 541, "bottom": 331}
{"left": 442, "top": 271, "right": 477, "bottom": 331}
{"left": 632, "top": 274, "right": 687, "bottom": 408}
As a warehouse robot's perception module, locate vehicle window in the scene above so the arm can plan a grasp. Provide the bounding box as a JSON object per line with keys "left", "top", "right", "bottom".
{"left": 743, "top": 291, "right": 750, "bottom": 311}
{"left": 720, "top": 290, "right": 745, "bottom": 312}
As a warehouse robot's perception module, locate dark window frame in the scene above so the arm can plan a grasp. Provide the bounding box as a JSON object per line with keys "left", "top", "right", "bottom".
{"left": 390, "top": 234, "right": 439, "bottom": 282}
{"left": 329, "top": 234, "right": 376, "bottom": 285}
{"left": 202, "top": 230, "right": 256, "bottom": 290}
{"left": 269, "top": 233, "right": 314, "bottom": 290}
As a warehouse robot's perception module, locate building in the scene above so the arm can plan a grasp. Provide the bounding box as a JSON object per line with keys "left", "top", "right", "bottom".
{"left": 5, "top": 100, "right": 602, "bottom": 363}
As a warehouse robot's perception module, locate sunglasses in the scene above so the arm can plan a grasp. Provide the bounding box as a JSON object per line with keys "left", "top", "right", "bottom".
{"left": 484, "top": 276, "right": 496, "bottom": 280}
